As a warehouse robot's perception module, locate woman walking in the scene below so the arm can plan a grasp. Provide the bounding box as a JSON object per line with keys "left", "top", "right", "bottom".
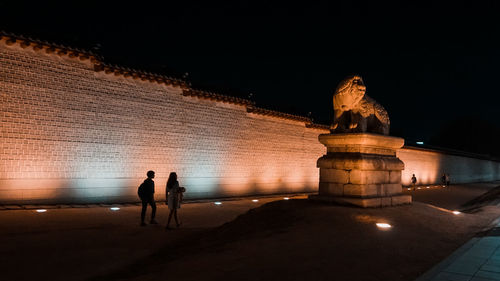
{"left": 166, "top": 172, "right": 183, "bottom": 229}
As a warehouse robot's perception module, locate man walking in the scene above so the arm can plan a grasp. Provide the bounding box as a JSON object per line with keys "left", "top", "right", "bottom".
{"left": 411, "top": 174, "right": 417, "bottom": 190}
{"left": 138, "top": 170, "right": 158, "bottom": 226}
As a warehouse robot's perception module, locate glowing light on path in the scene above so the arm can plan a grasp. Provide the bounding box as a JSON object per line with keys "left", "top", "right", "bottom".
{"left": 36, "top": 209, "right": 47, "bottom": 213}
{"left": 453, "top": 211, "right": 461, "bottom": 215}
{"left": 252, "top": 199, "right": 259, "bottom": 202}
{"left": 110, "top": 207, "right": 120, "bottom": 211}
{"left": 214, "top": 202, "right": 222, "bottom": 205}
{"left": 283, "top": 197, "right": 290, "bottom": 200}
{"left": 376, "top": 223, "right": 392, "bottom": 229}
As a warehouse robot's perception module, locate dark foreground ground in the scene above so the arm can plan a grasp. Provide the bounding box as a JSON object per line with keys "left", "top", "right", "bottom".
{"left": 1, "top": 183, "right": 499, "bottom": 281}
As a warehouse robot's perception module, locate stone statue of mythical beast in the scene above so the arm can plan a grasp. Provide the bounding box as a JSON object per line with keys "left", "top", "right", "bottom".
{"left": 330, "top": 75, "right": 390, "bottom": 135}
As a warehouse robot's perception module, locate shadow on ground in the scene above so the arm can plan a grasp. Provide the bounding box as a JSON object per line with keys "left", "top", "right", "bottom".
{"left": 2, "top": 184, "right": 500, "bottom": 281}
{"left": 90, "top": 187, "right": 500, "bottom": 281}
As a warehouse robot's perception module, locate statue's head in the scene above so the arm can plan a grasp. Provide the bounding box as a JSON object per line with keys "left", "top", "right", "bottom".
{"left": 333, "top": 75, "right": 366, "bottom": 110}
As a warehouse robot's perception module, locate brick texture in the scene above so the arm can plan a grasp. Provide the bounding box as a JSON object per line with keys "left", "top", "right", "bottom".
{"left": 1, "top": 42, "right": 500, "bottom": 204}
{"left": 0, "top": 44, "right": 326, "bottom": 203}
{"left": 398, "top": 148, "right": 500, "bottom": 186}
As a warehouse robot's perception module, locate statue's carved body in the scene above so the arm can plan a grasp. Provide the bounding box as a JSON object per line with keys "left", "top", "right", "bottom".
{"left": 331, "top": 75, "right": 390, "bottom": 135}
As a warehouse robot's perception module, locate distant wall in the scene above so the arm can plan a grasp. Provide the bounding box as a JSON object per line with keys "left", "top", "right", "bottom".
{"left": 1, "top": 36, "right": 499, "bottom": 204}
{"left": 398, "top": 147, "right": 500, "bottom": 186}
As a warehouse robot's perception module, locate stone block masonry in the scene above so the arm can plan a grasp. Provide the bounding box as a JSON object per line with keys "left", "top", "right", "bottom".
{"left": 398, "top": 147, "right": 500, "bottom": 186}
{"left": 1, "top": 34, "right": 500, "bottom": 204}
{"left": 311, "top": 133, "right": 411, "bottom": 207}
{"left": 0, "top": 37, "right": 326, "bottom": 204}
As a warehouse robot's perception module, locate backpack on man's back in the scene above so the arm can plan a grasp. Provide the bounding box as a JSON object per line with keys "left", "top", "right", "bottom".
{"left": 137, "top": 182, "right": 145, "bottom": 200}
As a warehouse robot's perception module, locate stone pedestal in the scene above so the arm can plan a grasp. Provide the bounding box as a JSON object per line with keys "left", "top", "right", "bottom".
{"left": 309, "top": 133, "right": 411, "bottom": 207}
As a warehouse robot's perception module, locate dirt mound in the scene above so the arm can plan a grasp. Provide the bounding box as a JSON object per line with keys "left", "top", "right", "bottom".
{"left": 94, "top": 199, "right": 500, "bottom": 281}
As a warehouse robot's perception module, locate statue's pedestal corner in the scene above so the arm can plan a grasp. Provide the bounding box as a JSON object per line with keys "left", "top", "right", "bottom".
{"left": 314, "top": 133, "right": 410, "bottom": 208}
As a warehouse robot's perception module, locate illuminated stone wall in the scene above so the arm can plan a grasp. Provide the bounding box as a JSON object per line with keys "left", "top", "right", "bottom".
{"left": 1, "top": 40, "right": 500, "bottom": 204}
{"left": 0, "top": 42, "right": 325, "bottom": 203}
{"left": 398, "top": 147, "right": 500, "bottom": 186}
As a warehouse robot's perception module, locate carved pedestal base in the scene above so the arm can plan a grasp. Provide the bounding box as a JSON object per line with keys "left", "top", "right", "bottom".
{"left": 309, "top": 133, "right": 411, "bottom": 207}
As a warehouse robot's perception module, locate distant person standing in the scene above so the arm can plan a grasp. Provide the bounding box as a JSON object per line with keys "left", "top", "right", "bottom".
{"left": 445, "top": 173, "right": 451, "bottom": 187}
{"left": 165, "top": 172, "right": 185, "bottom": 229}
{"left": 441, "top": 173, "right": 447, "bottom": 187}
{"left": 411, "top": 174, "right": 417, "bottom": 190}
{"left": 138, "top": 170, "right": 158, "bottom": 226}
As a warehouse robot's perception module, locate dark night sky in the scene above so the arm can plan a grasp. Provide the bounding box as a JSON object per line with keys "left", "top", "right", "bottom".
{"left": 2, "top": 1, "right": 500, "bottom": 143}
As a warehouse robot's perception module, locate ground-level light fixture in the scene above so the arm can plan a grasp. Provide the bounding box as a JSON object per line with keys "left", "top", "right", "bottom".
{"left": 214, "top": 202, "right": 222, "bottom": 205}
{"left": 416, "top": 141, "right": 424, "bottom": 145}
{"left": 376, "top": 223, "right": 392, "bottom": 229}
{"left": 252, "top": 199, "right": 259, "bottom": 202}
{"left": 36, "top": 209, "right": 47, "bottom": 213}
{"left": 110, "top": 207, "right": 120, "bottom": 211}
{"left": 426, "top": 186, "right": 430, "bottom": 189}
{"left": 453, "top": 211, "right": 461, "bottom": 215}
{"left": 283, "top": 197, "right": 290, "bottom": 200}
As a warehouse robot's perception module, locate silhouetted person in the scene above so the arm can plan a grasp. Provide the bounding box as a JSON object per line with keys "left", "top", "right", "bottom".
{"left": 441, "top": 173, "right": 447, "bottom": 187}
{"left": 411, "top": 174, "right": 417, "bottom": 190}
{"left": 166, "top": 172, "right": 184, "bottom": 229}
{"left": 445, "top": 173, "right": 451, "bottom": 187}
{"left": 138, "top": 170, "right": 157, "bottom": 226}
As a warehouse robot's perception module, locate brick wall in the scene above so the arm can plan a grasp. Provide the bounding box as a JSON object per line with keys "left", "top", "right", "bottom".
{"left": 398, "top": 147, "right": 500, "bottom": 186}
{"left": 1, "top": 39, "right": 499, "bottom": 204}
{"left": 0, "top": 42, "right": 325, "bottom": 204}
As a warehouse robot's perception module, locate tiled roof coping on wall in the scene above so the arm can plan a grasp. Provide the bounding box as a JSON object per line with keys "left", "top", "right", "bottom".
{"left": 182, "top": 89, "right": 255, "bottom": 106}
{"left": 0, "top": 31, "right": 187, "bottom": 89}
{"left": 0, "top": 31, "right": 332, "bottom": 128}
{"left": 0, "top": 31, "right": 99, "bottom": 63}
{"left": 403, "top": 144, "right": 500, "bottom": 162}
{"left": 247, "top": 106, "right": 312, "bottom": 123}
{"left": 95, "top": 63, "right": 189, "bottom": 89}
{"left": 184, "top": 90, "right": 332, "bottom": 127}
{"left": 305, "top": 123, "right": 330, "bottom": 131}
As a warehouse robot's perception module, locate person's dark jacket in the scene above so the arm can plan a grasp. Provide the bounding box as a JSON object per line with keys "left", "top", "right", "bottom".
{"left": 141, "top": 178, "right": 155, "bottom": 200}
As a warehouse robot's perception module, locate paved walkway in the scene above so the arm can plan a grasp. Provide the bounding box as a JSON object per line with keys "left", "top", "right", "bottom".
{"left": 1, "top": 183, "right": 499, "bottom": 281}
{"left": 417, "top": 219, "right": 500, "bottom": 281}
{"left": 0, "top": 194, "right": 306, "bottom": 281}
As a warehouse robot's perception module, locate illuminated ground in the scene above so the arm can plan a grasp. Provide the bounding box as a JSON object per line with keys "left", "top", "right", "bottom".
{"left": 1, "top": 183, "right": 499, "bottom": 281}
